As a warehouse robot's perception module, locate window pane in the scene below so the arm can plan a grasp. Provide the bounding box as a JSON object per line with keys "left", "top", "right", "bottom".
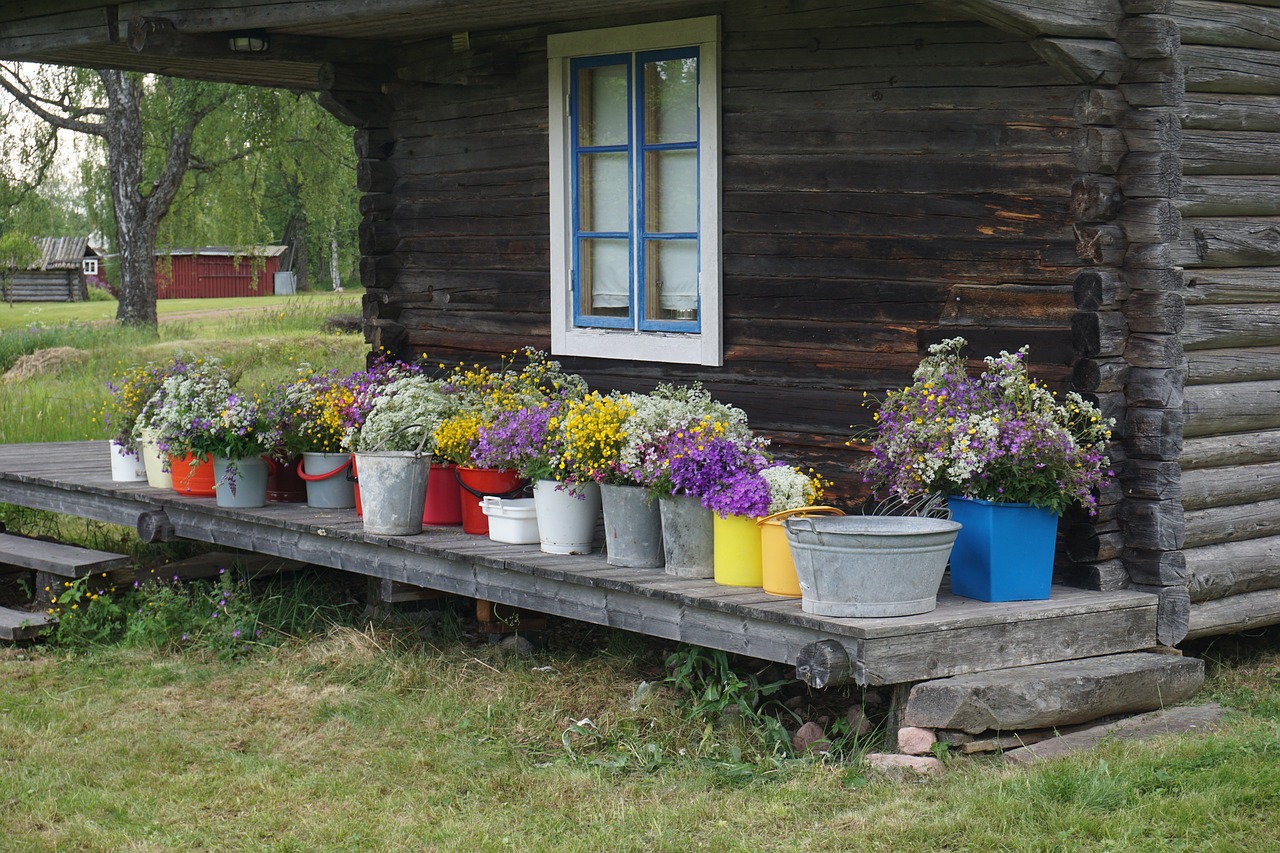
{"left": 645, "top": 150, "right": 697, "bottom": 233}
{"left": 578, "top": 153, "right": 629, "bottom": 233}
{"left": 645, "top": 239, "right": 698, "bottom": 321}
{"left": 580, "top": 238, "right": 630, "bottom": 316}
{"left": 644, "top": 56, "right": 697, "bottom": 145}
{"left": 578, "top": 63, "right": 628, "bottom": 147}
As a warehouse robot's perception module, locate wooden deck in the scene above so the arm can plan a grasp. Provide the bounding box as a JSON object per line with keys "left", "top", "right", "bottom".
{"left": 0, "top": 441, "right": 1159, "bottom": 686}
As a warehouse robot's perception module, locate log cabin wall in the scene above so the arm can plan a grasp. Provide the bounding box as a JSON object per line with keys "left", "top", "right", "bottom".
{"left": 349, "top": 0, "right": 1088, "bottom": 506}
{"left": 1169, "top": 0, "right": 1280, "bottom": 641}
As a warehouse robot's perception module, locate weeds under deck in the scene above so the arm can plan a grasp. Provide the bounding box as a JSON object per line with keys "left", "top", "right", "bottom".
{"left": 0, "top": 441, "right": 1157, "bottom": 685}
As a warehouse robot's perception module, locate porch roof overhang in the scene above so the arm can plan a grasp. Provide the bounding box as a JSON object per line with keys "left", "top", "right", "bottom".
{"left": 0, "top": 1, "right": 1124, "bottom": 90}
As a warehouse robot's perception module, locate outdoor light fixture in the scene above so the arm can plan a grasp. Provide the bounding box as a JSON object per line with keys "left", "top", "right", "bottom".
{"left": 451, "top": 31, "right": 470, "bottom": 53}
{"left": 228, "top": 30, "right": 269, "bottom": 53}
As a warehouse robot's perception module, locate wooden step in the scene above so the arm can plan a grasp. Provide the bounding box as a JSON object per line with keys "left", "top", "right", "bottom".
{"left": 0, "top": 532, "right": 131, "bottom": 578}
{"left": 0, "top": 605, "right": 55, "bottom": 641}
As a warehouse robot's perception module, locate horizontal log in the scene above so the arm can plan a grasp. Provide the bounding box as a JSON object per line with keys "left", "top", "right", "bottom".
{"left": 1074, "top": 357, "right": 1129, "bottom": 393}
{"left": 1127, "top": 290, "right": 1185, "bottom": 334}
{"left": 1117, "top": 14, "right": 1179, "bottom": 60}
{"left": 1061, "top": 558, "right": 1130, "bottom": 592}
{"left": 1077, "top": 127, "right": 1129, "bottom": 175}
{"left": 1127, "top": 267, "right": 1183, "bottom": 292}
{"left": 1119, "top": 498, "right": 1185, "bottom": 550}
{"left": 1074, "top": 269, "right": 1129, "bottom": 310}
{"left": 1182, "top": 92, "right": 1280, "bottom": 131}
{"left": 1127, "top": 582, "right": 1190, "bottom": 645}
{"left": 1121, "top": 108, "right": 1183, "bottom": 153}
{"left": 1180, "top": 217, "right": 1280, "bottom": 267}
{"left": 1074, "top": 223, "right": 1128, "bottom": 265}
{"left": 1117, "top": 152, "right": 1183, "bottom": 198}
{"left": 948, "top": 0, "right": 1123, "bottom": 39}
{"left": 1182, "top": 428, "right": 1280, "bottom": 469}
{"left": 1183, "top": 379, "right": 1280, "bottom": 437}
{"left": 1124, "top": 332, "right": 1184, "bottom": 369}
{"left": 1118, "top": 58, "right": 1187, "bottom": 107}
{"left": 1174, "top": 1, "right": 1280, "bottom": 52}
{"left": 1075, "top": 87, "right": 1128, "bottom": 126}
{"left": 1184, "top": 266, "right": 1280, "bottom": 303}
{"left": 1181, "top": 129, "right": 1280, "bottom": 175}
{"left": 1117, "top": 199, "right": 1182, "bottom": 243}
{"left": 356, "top": 158, "right": 397, "bottom": 194}
{"left": 1124, "top": 406, "right": 1184, "bottom": 460}
{"left": 1073, "top": 311, "right": 1128, "bottom": 357}
{"left": 1126, "top": 366, "right": 1185, "bottom": 408}
{"left": 1071, "top": 177, "right": 1125, "bottom": 222}
{"left": 1066, "top": 520, "right": 1123, "bottom": 562}
{"left": 1122, "top": 548, "right": 1187, "bottom": 587}
{"left": 1186, "top": 587, "right": 1280, "bottom": 640}
{"left": 1186, "top": 534, "right": 1280, "bottom": 602}
{"left": 1186, "top": 347, "right": 1280, "bottom": 385}
{"left": 1121, "top": 458, "right": 1181, "bottom": 500}
{"left": 1121, "top": 0, "right": 1171, "bottom": 13}
{"left": 1185, "top": 498, "right": 1280, "bottom": 549}
{"left": 1182, "top": 304, "right": 1280, "bottom": 349}
{"left": 1181, "top": 459, "right": 1280, "bottom": 511}
{"left": 1032, "top": 37, "right": 1128, "bottom": 85}
{"left": 939, "top": 284, "right": 1074, "bottom": 327}
{"left": 1184, "top": 44, "right": 1280, "bottom": 95}
{"left": 1125, "top": 242, "right": 1176, "bottom": 270}
{"left": 1181, "top": 175, "right": 1280, "bottom": 216}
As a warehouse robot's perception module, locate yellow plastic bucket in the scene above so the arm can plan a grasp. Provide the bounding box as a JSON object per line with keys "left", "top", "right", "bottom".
{"left": 713, "top": 513, "right": 764, "bottom": 587}
{"left": 758, "top": 507, "right": 845, "bottom": 597}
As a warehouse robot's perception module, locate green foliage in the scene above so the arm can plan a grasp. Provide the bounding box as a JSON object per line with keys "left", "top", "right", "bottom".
{"left": 664, "top": 645, "right": 796, "bottom": 756}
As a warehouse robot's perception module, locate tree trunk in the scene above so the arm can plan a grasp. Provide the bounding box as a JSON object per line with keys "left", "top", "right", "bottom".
{"left": 100, "top": 70, "right": 158, "bottom": 328}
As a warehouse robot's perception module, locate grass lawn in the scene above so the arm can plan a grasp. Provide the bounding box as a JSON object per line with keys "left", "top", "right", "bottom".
{"left": 0, "top": 295, "right": 1279, "bottom": 850}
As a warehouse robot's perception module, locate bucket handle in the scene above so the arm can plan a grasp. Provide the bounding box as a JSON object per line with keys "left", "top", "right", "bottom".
{"left": 297, "top": 455, "right": 351, "bottom": 482}
{"left": 454, "top": 467, "right": 528, "bottom": 500}
{"left": 758, "top": 505, "right": 844, "bottom": 528}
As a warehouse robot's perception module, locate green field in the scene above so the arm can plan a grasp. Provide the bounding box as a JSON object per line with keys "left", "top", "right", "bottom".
{"left": 1, "top": 302, "right": 1279, "bottom": 851}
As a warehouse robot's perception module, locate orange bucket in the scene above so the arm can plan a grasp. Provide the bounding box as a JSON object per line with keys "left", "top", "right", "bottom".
{"left": 455, "top": 467, "right": 526, "bottom": 535}
{"left": 759, "top": 506, "right": 845, "bottom": 597}
{"left": 170, "top": 453, "right": 216, "bottom": 497}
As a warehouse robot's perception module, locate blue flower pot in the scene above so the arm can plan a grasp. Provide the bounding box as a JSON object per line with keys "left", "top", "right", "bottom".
{"left": 947, "top": 496, "right": 1059, "bottom": 602}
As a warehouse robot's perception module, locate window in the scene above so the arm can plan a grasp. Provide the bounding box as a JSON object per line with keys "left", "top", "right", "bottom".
{"left": 82, "top": 258, "right": 98, "bottom": 277}
{"left": 549, "top": 17, "right": 721, "bottom": 366}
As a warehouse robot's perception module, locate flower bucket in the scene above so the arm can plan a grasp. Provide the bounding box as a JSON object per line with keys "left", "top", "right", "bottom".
{"left": 482, "top": 496, "right": 539, "bottom": 544}
{"left": 713, "top": 513, "right": 763, "bottom": 587}
{"left": 660, "top": 494, "right": 714, "bottom": 579}
{"left": 783, "top": 515, "right": 961, "bottom": 617}
{"left": 265, "top": 455, "right": 308, "bottom": 503}
{"left": 947, "top": 496, "right": 1058, "bottom": 602}
{"left": 456, "top": 467, "right": 525, "bottom": 536}
{"left": 170, "top": 453, "right": 215, "bottom": 497}
{"left": 600, "top": 483, "right": 663, "bottom": 568}
{"left": 533, "top": 479, "right": 600, "bottom": 555}
{"left": 758, "top": 506, "right": 844, "bottom": 597}
{"left": 424, "top": 462, "right": 463, "bottom": 525}
{"left": 298, "top": 451, "right": 356, "bottom": 509}
{"left": 213, "top": 455, "right": 269, "bottom": 509}
{"left": 354, "top": 451, "right": 430, "bottom": 536}
{"left": 109, "top": 441, "right": 147, "bottom": 482}
{"left": 139, "top": 427, "right": 172, "bottom": 489}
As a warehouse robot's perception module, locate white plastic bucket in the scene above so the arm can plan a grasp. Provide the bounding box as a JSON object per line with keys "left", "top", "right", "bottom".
{"left": 109, "top": 441, "right": 147, "bottom": 482}
{"left": 482, "top": 496, "right": 539, "bottom": 544}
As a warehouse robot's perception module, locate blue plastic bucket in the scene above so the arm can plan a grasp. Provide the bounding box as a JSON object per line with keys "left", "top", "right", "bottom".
{"left": 947, "top": 497, "right": 1059, "bottom": 602}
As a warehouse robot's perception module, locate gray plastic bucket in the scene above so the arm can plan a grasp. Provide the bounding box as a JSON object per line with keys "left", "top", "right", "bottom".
{"left": 212, "top": 455, "right": 269, "bottom": 508}
{"left": 300, "top": 452, "right": 356, "bottom": 509}
{"left": 659, "top": 494, "right": 714, "bottom": 578}
{"left": 783, "top": 515, "right": 961, "bottom": 617}
{"left": 354, "top": 451, "right": 429, "bottom": 536}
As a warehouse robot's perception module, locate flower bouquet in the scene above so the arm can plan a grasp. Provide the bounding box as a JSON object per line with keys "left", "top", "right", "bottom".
{"left": 136, "top": 357, "right": 237, "bottom": 495}
{"left": 857, "top": 337, "right": 1115, "bottom": 601}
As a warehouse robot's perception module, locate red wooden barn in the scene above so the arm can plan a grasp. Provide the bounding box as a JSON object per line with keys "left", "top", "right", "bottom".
{"left": 154, "top": 246, "right": 287, "bottom": 299}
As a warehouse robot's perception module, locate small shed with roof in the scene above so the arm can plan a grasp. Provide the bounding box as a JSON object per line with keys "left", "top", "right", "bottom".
{"left": 3, "top": 237, "right": 106, "bottom": 303}
{"left": 154, "top": 246, "right": 288, "bottom": 299}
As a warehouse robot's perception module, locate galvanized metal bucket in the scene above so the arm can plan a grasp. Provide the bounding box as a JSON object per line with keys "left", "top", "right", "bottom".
{"left": 354, "top": 451, "right": 429, "bottom": 536}
{"left": 783, "top": 515, "right": 962, "bottom": 617}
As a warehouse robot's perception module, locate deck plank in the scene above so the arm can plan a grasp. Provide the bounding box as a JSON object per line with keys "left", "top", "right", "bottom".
{"left": 0, "top": 441, "right": 1159, "bottom": 683}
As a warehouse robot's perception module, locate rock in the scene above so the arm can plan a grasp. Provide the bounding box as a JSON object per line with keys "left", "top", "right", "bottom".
{"left": 904, "top": 653, "right": 1205, "bottom": 734}
{"left": 792, "top": 721, "right": 830, "bottom": 755}
{"left": 1003, "top": 703, "right": 1228, "bottom": 765}
{"left": 897, "top": 726, "right": 937, "bottom": 755}
{"left": 936, "top": 730, "right": 975, "bottom": 747}
{"left": 864, "top": 753, "right": 944, "bottom": 779}
{"left": 846, "top": 705, "right": 873, "bottom": 736}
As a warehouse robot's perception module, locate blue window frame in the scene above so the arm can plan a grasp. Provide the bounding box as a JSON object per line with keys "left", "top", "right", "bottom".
{"left": 568, "top": 47, "right": 701, "bottom": 334}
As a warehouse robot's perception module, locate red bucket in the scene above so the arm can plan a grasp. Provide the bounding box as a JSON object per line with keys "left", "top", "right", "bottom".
{"left": 455, "top": 467, "right": 525, "bottom": 535}
{"left": 424, "top": 462, "right": 463, "bottom": 525}
{"left": 265, "top": 455, "right": 308, "bottom": 503}
{"left": 170, "top": 453, "right": 216, "bottom": 497}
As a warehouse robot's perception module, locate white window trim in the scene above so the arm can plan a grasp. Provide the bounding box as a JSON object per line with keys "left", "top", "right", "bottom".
{"left": 548, "top": 16, "right": 722, "bottom": 367}
{"left": 82, "top": 258, "right": 98, "bottom": 276}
